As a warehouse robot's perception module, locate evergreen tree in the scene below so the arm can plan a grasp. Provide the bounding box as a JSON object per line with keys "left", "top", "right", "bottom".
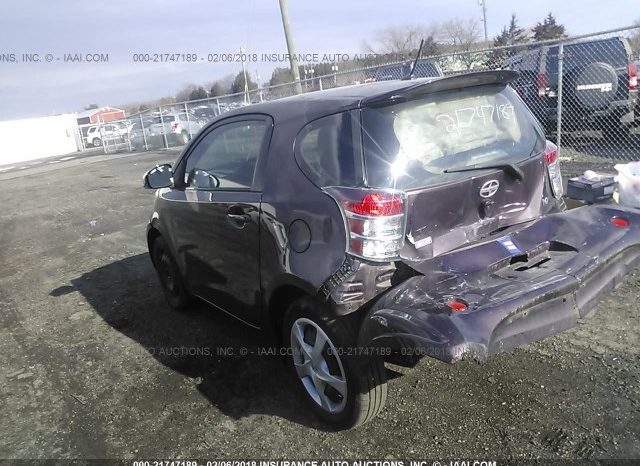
{"left": 230, "top": 71, "right": 257, "bottom": 94}
{"left": 532, "top": 13, "right": 567, "bottom": 41}
{"left": 189, "top": 86, "right": 208, "bottom": 101}
{"left": 486, "top": 14, "right": 528, "bottom": 67}
{"left": 209, "top": 82, "right": 226, "bottom": 98}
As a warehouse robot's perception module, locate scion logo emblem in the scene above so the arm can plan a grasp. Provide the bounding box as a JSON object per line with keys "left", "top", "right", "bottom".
{"left": 479, "top": 179, "right": 500, "bottom": 198}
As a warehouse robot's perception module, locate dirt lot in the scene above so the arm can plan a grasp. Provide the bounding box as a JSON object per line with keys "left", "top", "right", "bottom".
{"left": 0, "top": 151, "right": 638, "bottom": 460}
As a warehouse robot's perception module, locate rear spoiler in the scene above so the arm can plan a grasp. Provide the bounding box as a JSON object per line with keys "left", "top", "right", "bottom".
{"left": 360, "top": 70, "right": 520, "bottom": 107}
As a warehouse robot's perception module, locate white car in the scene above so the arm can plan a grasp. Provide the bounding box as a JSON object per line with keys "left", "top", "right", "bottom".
{"left": 84, "top": 123, "right": 132, "bottom": 147}
{"left": 148, "top": 113, "right": 204, "bottom": 144}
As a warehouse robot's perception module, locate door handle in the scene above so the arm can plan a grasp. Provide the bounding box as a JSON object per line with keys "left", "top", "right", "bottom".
{"left": 227, "top": 213, "right": 251, "bottom": 223}
{"left": 226, "top": 211, "right": 251, "bottom": 228}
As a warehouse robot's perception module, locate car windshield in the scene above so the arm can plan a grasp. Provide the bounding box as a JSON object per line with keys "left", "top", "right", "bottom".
{"left": 361, "top": 85, "right": 543, "bottom": 190}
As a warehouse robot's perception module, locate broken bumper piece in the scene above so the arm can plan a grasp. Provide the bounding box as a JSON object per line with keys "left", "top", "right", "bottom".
{"left": 358, "top": 205, "right": 640, "bottom": 363}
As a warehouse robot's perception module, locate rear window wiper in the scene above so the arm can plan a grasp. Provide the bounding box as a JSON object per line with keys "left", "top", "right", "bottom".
{"left": 443, "top": 162, "right": 524, "bottom": 181}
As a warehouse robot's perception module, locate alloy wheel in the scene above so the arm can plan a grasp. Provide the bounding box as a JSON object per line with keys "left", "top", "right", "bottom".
{"left": 290, "top": 318, "right": 348, "bottom": 414}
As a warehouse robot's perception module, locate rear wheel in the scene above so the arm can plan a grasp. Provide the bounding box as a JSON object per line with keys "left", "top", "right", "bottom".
{"left": 151, "top": 236, "right": 192, "bottom": 311}
{"left": 283, "top": 297, "right": 387, "bottom": 429}
{"left": 180, "top": 131, "right": 189, "bottom": 145}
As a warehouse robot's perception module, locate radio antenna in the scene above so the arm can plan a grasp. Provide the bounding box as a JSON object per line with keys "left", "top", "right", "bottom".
{"left": 404, "top": 38, "right": 425, "bottom": 80}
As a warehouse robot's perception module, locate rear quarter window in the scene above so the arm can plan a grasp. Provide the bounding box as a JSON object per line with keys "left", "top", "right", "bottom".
{"left": 294, "top": 112, "right": 359, "bottom": 187}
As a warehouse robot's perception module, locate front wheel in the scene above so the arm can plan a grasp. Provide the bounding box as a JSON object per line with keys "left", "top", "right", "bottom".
{"left": 180, "top": 131, "right": 189, "bottom": 145}
{"left": 151, "top": 236, "right": 192, "bottom": 311}
{"left": 92, "top": 138, "right": 102, "bottom": 147}
{"left": 283, "top": 297, "right": 387, "bottom": 429}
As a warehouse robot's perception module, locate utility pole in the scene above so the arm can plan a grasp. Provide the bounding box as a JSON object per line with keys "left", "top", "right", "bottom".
{"left": 479, "top": 0, "right": 488, "bottom": 42}
{"left": 278, "top": 0, "right": 302, "bottom": 95}
{"left": 240, "top": 46, "right": 249, "bottom": 104}
{"left": 256, "top": 70, "right": 263, "bottom": 102}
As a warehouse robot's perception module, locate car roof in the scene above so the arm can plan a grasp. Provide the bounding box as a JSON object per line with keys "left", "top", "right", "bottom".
{"left": 222, "top": 70, "right": 517, "bottom": 124}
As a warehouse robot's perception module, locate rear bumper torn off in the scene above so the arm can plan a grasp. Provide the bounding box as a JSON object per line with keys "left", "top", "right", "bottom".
{"left": 358, "top": 205, "right": 640, "bottom": 363}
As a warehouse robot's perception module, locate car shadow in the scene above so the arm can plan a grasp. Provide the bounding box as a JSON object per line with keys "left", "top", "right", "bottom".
{"left": 50, "top": 253, "right": 336, "bottom": 430}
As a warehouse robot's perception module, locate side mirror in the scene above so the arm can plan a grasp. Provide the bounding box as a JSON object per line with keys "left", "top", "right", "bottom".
{"left": 188, "top": 168, "right": 220, "bottom": 189}
{"left": 143, "top": 163, "right": 173, "bottom": 189}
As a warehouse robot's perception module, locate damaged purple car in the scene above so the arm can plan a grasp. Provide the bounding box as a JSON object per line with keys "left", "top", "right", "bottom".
{"left": 143, "top": 70, "right": 640, "bottom": 429}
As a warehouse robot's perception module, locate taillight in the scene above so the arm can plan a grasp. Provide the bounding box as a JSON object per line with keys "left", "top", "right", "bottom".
{"left": 612, "top": 217, "right": 630, "bottom": 228}
{"left": 628, "top": 62, "right": 637, "bottom": 90}
{"left": 344, "top": 193, "right": 404, "bottom": 217}
{"left": 325, "top": 187, "right": 407, "bottom": 261}
{"left": 446, "top": 299, "right": 468, "bottom": 312}
{"left": 544, "top": 140, "right": 563, "bottom": 199}
{"left": 171, "top": 121, "right": 178, "bottom": 131}
{"left": 536, "top": 73, "right": 548, "bottom": 100}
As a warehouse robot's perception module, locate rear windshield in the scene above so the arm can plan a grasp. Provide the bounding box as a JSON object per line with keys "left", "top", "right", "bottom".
{"left": 362, "top": 85, "right": 543, "bottom": 190}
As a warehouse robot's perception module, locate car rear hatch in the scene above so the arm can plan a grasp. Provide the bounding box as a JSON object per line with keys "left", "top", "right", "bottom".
{"left": 400, "top": 155, "right": 545, "bottom": 261}
{"left": 358, "top": 72, "right": 559, "bottom": 263}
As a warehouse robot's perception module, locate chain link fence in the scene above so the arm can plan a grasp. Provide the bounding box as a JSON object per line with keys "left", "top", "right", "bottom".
{"left": 94, "top": 25, "right": 640, "bottom": 168}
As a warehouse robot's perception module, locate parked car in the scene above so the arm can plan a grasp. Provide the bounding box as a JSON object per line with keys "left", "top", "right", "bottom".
{"left": 142, "top": 71, "right": 640, "bottom": 429}
{"left": 128, "top": 119, "right": 158, "bottom": 150}
{"left": 147, "top": 113, "right": 204, "bottom": 145}
{"left": 503, "top": 36, "right": 638, "bottom": 137}
{"left": 189, "top": 105, "right": 218, "bottom": 123}
{"left": 373, "top": 58, "right": 443, "bottom": 81}
{"left": 85, "top": 123, "right": 130, "bottom": 147}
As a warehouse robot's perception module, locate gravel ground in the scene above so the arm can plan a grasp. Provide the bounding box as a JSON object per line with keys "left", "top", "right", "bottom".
{"left": 0, "top": 151, "right": 638, "bottom": 460}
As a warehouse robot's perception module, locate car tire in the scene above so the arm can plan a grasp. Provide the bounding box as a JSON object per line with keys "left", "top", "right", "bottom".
{"left": 93, "top": 138, "right": 102, "bottom": 147}
{"left": 151, "top": 236, "right": 192, "bottom": 311}
{"left": 283, "top": 296, "right": 387, "bottom": 429}
{"left": 180, "top": 131, "right": 189, "bottom": 145}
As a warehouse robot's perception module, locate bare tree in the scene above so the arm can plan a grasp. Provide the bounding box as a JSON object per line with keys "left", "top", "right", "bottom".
{"left": 363, "top": 24, "right": 440, "bottom": 60}
{"left": 439, "top": 18, "right": 482, "bottom": 69}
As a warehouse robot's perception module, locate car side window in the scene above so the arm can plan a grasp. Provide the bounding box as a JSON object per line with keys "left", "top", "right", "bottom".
{"left": 184, "top": 120, "right": 267, "bottom": 190}
{"left": 295, "top": 112, "right": 357, "bottom": 188}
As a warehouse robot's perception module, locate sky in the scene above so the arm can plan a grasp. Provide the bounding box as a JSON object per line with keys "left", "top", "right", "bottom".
{"left": 0, "top": 0, "right": 637, "bottom": 120}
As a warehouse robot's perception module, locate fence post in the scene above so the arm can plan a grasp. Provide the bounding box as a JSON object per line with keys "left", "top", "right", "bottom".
{"left": 126, "top": 121, "right": 133, "bottom": 152}
{"left": 556, "top": 42, "right": 564, "bottom": 154}
{"left": 98, "top": 114, "right": 107, "bottom": 154}
{"left": 139, "top": 113, "right": 148, "bottom": 151}
{"left": 318, "top": 77, "right": 323, "bottom": 91}
{"left": 216, "top": 98, "right": 221, "bottom": 115}
{"left": 159, "top": 106, "right": 169, "bottom": 149}
{"left": 184, "top": 102, "right": 193, "bottom": 140}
